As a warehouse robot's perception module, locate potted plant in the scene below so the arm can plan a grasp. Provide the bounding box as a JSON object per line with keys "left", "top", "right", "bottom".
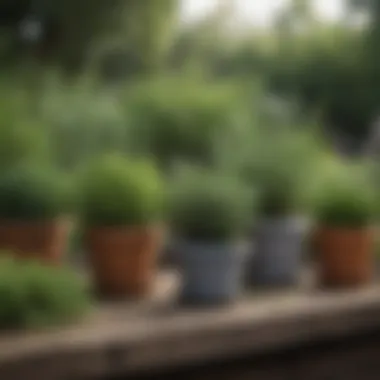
{"left": 169, "top": 168, "right": 253, "bottom": 305}
{"left": 0, "top": 165, "right": 69, "bottom": 265}
{"left": 247, "top": 166, "right": 310, "bottom": 287}
{"left": 313, "top": 170, "right": 375, "bottom": 288}
{"left": 243, "top": 135, "right": 314, "bottom": 288}
{"left": 79, "top": 154, "right": 165, "bottom": 298}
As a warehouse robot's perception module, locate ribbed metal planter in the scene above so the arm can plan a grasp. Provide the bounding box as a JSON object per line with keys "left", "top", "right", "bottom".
{"left": 177, "top": 241, "right": 250, "bottom": 305}
{"left": 247, "top": 217, "right": 309, "bottom": 288}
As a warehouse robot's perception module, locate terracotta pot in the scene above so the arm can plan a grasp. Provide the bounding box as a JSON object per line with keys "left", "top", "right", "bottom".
{"left": 0, "top": 219, "right": 69, "bottom": 265}
{"left": 315, "top": 227, "right": 374, "bottom": 288}
{"left": 84, "top": 226, "right": 162, "bottom": 298}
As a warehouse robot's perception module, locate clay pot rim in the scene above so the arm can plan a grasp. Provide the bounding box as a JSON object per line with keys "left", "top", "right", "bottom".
{"left": 315, "top": 224, "right": 374, "bottom": 232}
{"left": 84, "top": 223, "right": 165, "bottom": 233}
{"left": 0, "top": 218, "right": 67, "bottom": 226}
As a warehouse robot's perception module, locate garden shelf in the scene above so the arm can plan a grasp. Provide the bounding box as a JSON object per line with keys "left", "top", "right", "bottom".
{"left": 1, "top": 270, "right": 380, "bottom": 380}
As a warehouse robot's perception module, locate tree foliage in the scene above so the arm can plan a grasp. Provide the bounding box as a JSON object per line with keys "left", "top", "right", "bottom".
{"left": 0, "top": 0, "right": 178, "bottom": 73}
{"left": 169, "top": 0, "right": 380, "bottom": 147}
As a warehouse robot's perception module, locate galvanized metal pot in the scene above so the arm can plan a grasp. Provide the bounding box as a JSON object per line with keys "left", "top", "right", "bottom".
{"left": 247, "top": 217, "right": 309, "bottom": 288}
{"left": 177, "top": 241, "right": 250, "bottom": 305}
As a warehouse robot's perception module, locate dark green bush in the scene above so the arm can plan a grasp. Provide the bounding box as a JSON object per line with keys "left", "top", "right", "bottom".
{"left": 241, "top": 129, "right": 319, "bottom": 217}
{"left": 0, "top": 166, "right": 70, "bottom": 221}
{"left": 0, "top": 91, "right": 49, "bottom": 169}
{"left": 124, "top": 79, "right": 241, "bottom": 171}
{"left": 169, "top": 167, "right": 254, "bottom": 242}
{"left": 314, "top": 168, "right": 375, "bottom": 227}
{"left": 41, "top": 86, "right": 128, "bottom": 171}
{"left": 79, "top": 154, "right": 165, "bottom": 227}
{"left": 0, "top": 255, "right": 91, "bottom": 330}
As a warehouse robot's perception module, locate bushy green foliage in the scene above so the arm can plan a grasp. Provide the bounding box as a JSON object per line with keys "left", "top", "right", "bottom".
{"left": 79, "top": 154, "right": 164, "bottom": 227}
{"left": 177, "top": 15, "right": 375, "bottom": 144}
{"left": 0, "top": 90, "right": 49, "bottom": 169}
{"left": 263, "top": 28, "right": 375, "bottom": 144}
{"left": 0, "top": 255, "right": 91, "bottom": 330}
{"left": 240, "top": 128, "right": 320, "bottom": 217}
{"left": 0, "top": 165, "right": 69, "bottom": 221}
{"left": 314, "top": 165, "right": 375, "bottom": 227}
{"left": 0, "top": 0, "right": 178, "bottom": 72}
{"left": 124, "top": 78, "right": 242, "bottom": 171}
{"left": 169, "top": 166, "right": 254, "bottom": 242}
{"left": 41, "top": 84, "right": 128, "bottom": 170}
{"left": 255, "top": 171, "right": 301, "bottom": 217}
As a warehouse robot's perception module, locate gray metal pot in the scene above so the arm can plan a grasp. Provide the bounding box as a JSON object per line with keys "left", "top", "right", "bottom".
{"left": 247, "top": 216, "right": 310, "bottom": 288}
{"left": 177, "top": 240, "right": 251, "bottom": 305}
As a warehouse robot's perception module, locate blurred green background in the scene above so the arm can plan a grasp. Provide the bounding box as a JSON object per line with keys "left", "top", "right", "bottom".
{"left": 0, "top": 0, "right": 379, "bottom": 255}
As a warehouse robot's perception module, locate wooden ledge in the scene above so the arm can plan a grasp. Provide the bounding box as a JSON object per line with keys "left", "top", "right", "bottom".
{"left": 1, "top": 272, "right": 380, "bottom": 379}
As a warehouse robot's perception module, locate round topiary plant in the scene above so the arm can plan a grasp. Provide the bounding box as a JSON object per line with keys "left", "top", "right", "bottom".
{"left": 0, "top": 165, "right": 70, "bottom": 221}
{"left": 169, "top": 168, "right": 253, "bottom": 243}
{"left": 0, "top": 255, "right": 91, "bottom": 330}
{"left": 240, "top": 130, "right": 316, "bottom": 219}
{"left": 78, "top": 154, "right": 165, "bottom": 227}
{"left": 256, "top": 166, "right": 301, "bottom": 218}
{"left": 314, "top": 177, "right": 375, "bottom": 228}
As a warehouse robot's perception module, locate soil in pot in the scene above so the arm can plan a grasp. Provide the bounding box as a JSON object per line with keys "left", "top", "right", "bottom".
{"left": 0, "top": 220, "right": 69, "bottom": 265}
{"left": 315, "top": 227, "right": 374, "bottom": 288}
{"left": 84, "top": 226, "right": 162, "bottom": 298}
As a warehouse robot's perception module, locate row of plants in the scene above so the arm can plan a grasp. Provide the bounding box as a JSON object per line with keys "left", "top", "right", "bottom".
{"left": 0, "top": 76, "right": 309, "bottom": 175}
{"left": 19, "top": 77, "right": 257, "bottom": 173}
{"left": 0, "top": 77, "right": 378, "bottom": 329}
{"left": 0, "top": 149, "right": 377, "bottom": 325}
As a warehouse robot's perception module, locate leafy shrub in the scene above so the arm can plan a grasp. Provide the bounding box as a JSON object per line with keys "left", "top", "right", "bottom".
{"left": 124, "top": 78, "right": 241, "bottom": 171}
{"left": 314, "top": 167, "right": 375, "bottom": 227}
{"left": 0, "top": 165, "right": 70, "bottom": 221}
{"left": 0, "top": 255, "right": 91, "bottom": 330}
{"left": 0, "top": 91, "right": 49, "bottom": 170}
{"left": 257, "top": 175, "right": 300, "bottom": 217}
{"left": 79, "top": 154, "right": 164, "bottom": 227}
{"left": 41, "top": 86, "right": 128, "bottom": 171}
{"left": 169, "top": 166, "right": 254, "bottom": 242}
{"left": 241, "top": 129, "right": 318, "bottom": 217}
